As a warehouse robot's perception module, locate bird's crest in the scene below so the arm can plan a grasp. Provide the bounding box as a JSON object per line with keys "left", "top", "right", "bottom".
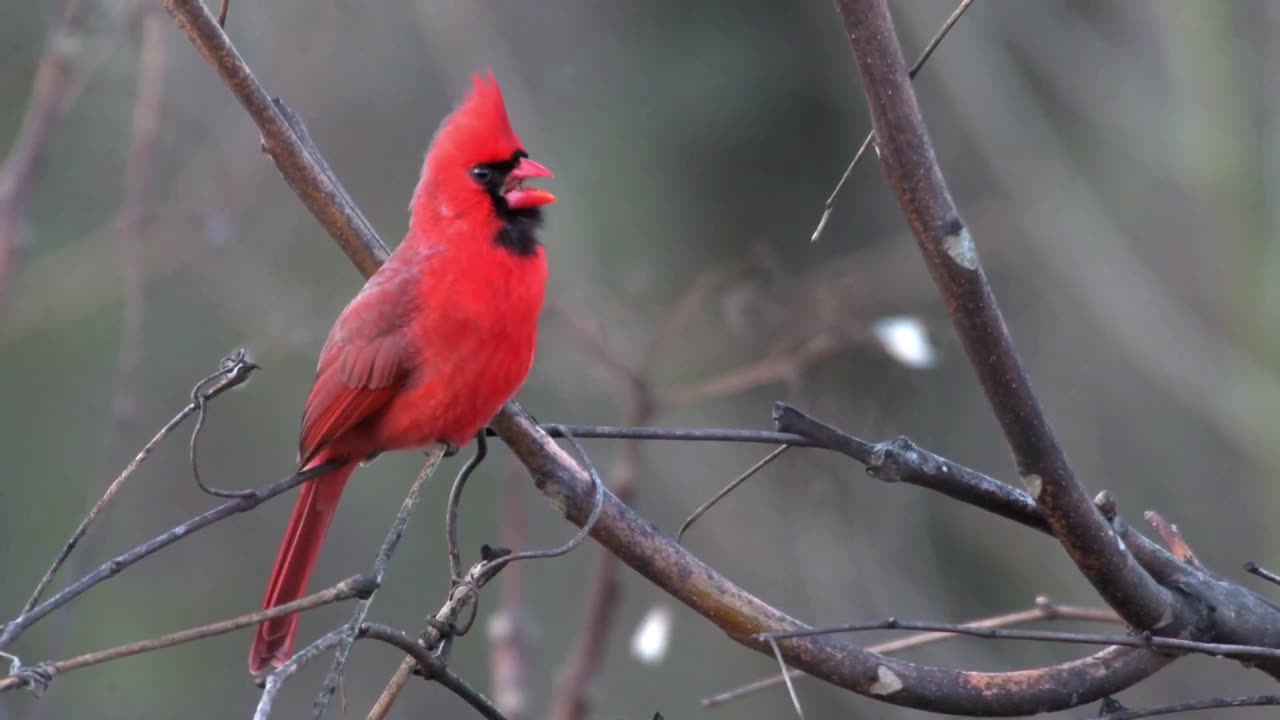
{"left": 430, "top": 71, "right": 524, "bottom": 167}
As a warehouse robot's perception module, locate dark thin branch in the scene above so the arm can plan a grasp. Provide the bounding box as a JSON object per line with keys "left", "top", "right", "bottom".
{"left": 447, "top": 434, "right": 489, "bottom": 581}
{"left": 0, "top": 460, "right": 338, "bottom": 653}
{"left": 8, "top": 351, "right": 258, "bottom": 635}
{"left": 810, "top": 0, "right": 975, "bottom": 243}
{"left": 369, "top": 432, "right": 605, "bottom": 720}
{"left": 254, "top": 628, "right": 348, "bottom": 720}
{"left": 677, "top": 444, "right": 790, "bottom": 542}
{"left": 1245, "top": 562, "right": 1280, "bottom": 588}
{"left": 530, "top": 424, "right": 817, "bottom": 447}
{"left": 0, "top": 574, "right": 374, "bottom": 694}
{"left": 836, "top": 0, "right": 1176, "bottom": 633}
{"left": 1096, "top": 695, "right": 1280, "bottom": 720}
{"left": 359, "top": 624, "right": 506, "bottom": 720}
{"left": 312, "top": 447, "right": 447, "bottom": 720}
{"left": 704, "top": 596, "right": 1121, "bottom": 708}
{"left": 764, "top": 619, "right": 1280, "bottom": 662}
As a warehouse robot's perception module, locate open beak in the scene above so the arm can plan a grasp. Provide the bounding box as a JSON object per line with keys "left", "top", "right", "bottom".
{"left": 503, "top": 157, "right": 556, "bottom": 209}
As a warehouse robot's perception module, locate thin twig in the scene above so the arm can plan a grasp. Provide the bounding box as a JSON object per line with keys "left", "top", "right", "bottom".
{"left": 189, "top": 352, "right": 263, "bottom": 498}
{"left": 1245, "top": 562, "right": 1280, "bottom": 588}
{"left": 1095, "top": 695, "right": 1280, "bottom": 720}
{"left": 0, "top": 575, "right": 374, "bottom": 693}
{"left": 479, "top": 430, "right": 604, "bottom": 575}
{"left": 360, "top": 623, "right": 507, "bottom": 720}
{"left": 311, "top": 446, "right": 447, "bottom": 719}
{"left": 763, "top": 619, "right": 1280, "bottom": 661}
{"left": 161, "top": 0, "right": 390, "bottom": 275}
{"left": 255, "top": 628, "right": 349, "bottom": 720}
{"left": 369, "top": 431, "right": 605, "bottom": 720}
{"left": 0, "top": 459, "right": 337, "bottom": 653}
{"left": 703, "top": 597, "right": 1120, "bottom": 707}
{"left": 768, "top": 635, "right": 805, "bottom": 720}
{"left": 447, "top": 434, "right": 489, "bottom": 581}
{"left": 13, "top": 351, "right": 258, "bottom": 623}
{"left": 529, "top": 424, "right": 817, "bottom": 447}
{"left": 810, "top": 0, "right": 976, "bottom": 243}
{"left": 677, "top": 444, "right": 790, "bottom": 542}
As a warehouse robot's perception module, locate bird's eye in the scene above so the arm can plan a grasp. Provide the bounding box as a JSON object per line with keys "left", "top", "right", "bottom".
{"left": 470, "top": 165, "right": 493, "bottom": 184}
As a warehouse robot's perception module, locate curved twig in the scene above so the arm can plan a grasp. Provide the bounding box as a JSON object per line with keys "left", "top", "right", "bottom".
{"left": 447, "top": 433, "right": 488, "bottom": 581}
{"left": 0, "top": 461, "right": 338, "bottom": 653}
{"left": 17, "top": 350, "right": 258, "bottom": 620}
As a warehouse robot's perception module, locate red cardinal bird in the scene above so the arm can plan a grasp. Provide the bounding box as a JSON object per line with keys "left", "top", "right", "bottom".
{"left": 249, "top": 74, "right": 554, "bottom": 673}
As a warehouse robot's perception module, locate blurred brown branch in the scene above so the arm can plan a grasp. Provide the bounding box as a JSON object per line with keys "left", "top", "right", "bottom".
{"left": 0, "top": 0, "right": 87, "bottom": 315}
{"left": 487, "top": 468, "right": 533, "bottom": 720}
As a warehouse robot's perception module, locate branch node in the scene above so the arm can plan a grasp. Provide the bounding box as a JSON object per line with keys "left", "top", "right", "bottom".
{"left": 1094, "top": 490, "right": 1117, "bottom": 520}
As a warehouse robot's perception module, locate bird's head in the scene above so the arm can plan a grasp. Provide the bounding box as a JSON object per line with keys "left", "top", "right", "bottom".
{"left": 413, "top": 73, "right": 555, "bottom": 250}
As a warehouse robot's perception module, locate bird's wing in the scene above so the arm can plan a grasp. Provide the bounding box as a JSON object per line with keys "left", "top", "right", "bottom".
{"left": 298, "top": 264, "right": 423, "bottom": 465}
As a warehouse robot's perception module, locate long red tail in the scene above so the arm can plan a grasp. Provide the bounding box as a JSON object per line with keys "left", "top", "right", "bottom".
{"left": 249, "top": 458, "right": 357, "bottom": 673}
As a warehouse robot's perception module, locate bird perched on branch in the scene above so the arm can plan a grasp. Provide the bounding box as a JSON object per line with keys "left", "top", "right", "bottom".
{"left": 249, "top": 74, "right": 555, "bottom": 673}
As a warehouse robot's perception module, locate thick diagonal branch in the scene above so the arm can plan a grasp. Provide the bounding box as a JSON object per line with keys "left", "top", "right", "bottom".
{"left": 834, "top": 0, "right": 1176, "bottom": 633}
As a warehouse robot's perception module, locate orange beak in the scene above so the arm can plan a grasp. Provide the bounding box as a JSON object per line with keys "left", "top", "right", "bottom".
{"left": 503, "top": 157, "right": 556, "bottom": 209}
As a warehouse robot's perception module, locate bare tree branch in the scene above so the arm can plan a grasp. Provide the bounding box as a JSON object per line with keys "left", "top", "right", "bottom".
{"left": 0, "top": 0, "right": 86, "bottom": 314}
{"left": 834, "top": 0, "right": 1177, "bottom": 634}
{"left": 493, "top": 403, "right": 1173, "bottom": 716}
{"left": 162, "top": 0, "right": 389, "bottom": 275}
{"left": 4, "top": 351, "right": 258, "bottom": 645}
{"left": 765, "top": 620, "right": 1280, "bottom": 662}
{"left": 487, "top": 467, "right": 533, "bottom": 720}
{"left": 0, "top": 574, "right": 375, "bottom": 693}
{"left": 1097, "top": 695, "right": 1280, "bottom": 720}
{"left": 310, "top": 447, "right": 447, "bottom": 719}
{"left": 703, "top": 596, "right": 1121, "bottom": 708}
{"left": 0, "top": 459, "right": 339, "bottom": 653}
{"left": 359, "top": 624, "right": 507, "bottom": 720}
{"left": 547, "top": 384, "right": 651, "bottom": 720}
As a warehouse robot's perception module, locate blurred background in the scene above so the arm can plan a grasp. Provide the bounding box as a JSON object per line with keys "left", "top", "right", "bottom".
{"left": 2, "top": 0, "right": 1278, "bottom": 718}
